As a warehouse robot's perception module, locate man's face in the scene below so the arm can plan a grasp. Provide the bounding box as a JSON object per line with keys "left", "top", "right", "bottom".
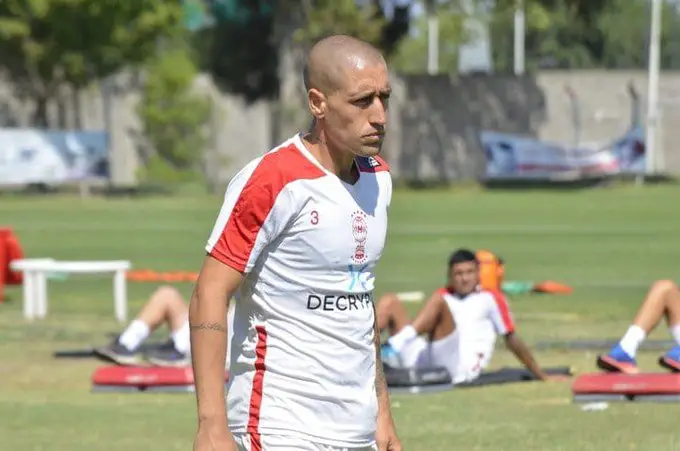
{"left": 322, "top": 60, "right": 391, "bottom": 157}
{"left": 448, "top": 261, "right": 480, "bottom": 296}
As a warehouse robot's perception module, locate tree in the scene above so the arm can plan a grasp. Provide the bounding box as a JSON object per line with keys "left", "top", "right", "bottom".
{"left": 293, "top": 0, "right": 385, "bottom": 49}
{"left": 490, "top": 0, "right": 680, "bottom": 71}
{"left": 0, "top": 0, "right": 184, "bottom": 127}
{"left": 136, "top": 45, "right": 212, "bottom": 187}
{"left": 389, "top": 4, "right": 467, "bottom": 75}
{"left": 598, "top": 0, "right": 680, "bottom": 69}
{"left": 200, "top": 0, "right": 279, "bottom": 102}
{"left": 197, "top": 0, "right": 413, "bottom": 102}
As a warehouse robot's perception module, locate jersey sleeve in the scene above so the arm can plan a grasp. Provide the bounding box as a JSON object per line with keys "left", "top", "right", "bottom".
{"left": 487, "top": 290, "right": 516, "bottom": 335}
{"left": 205, "top": 161, "right": 296, "bottom": 274}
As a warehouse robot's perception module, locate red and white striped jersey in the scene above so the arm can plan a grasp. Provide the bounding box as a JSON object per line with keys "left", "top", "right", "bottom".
{"left": 439, "top": 287, "right": 515, "bottom": 376}
{"left": 205, "top": 134, "right": 392, "bottom": 448}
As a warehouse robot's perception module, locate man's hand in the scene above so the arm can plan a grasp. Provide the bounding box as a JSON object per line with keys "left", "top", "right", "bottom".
{"left": 193, "top": 417, "right": 237, "bottom": 451}
{"left": 504, "top": 332, "right": 558, "bottom": 382}
{"left": 376, "top": 414, "right": 402, "bottom": 451}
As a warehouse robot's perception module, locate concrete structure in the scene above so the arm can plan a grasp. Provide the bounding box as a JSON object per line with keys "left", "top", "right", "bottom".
{"left": 1, "top": 69, "right": 678, "bottom": 188}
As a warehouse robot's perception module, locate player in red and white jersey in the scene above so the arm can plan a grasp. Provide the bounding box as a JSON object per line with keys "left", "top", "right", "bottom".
{"left": 189, "top": 35, "right": 401, "bottom": 451}
{"left": 378, "top": 249, "right": 563, "bottom": 384}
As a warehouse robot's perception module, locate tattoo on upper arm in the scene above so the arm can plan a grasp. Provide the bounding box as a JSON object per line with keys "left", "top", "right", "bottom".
{"left": 189, "top": 322, "right": 226, "bottom": 333}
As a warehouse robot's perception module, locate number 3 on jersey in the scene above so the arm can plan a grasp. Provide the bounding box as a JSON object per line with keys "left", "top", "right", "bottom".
{"left": 310, "top": 210, "right": 319, "bottom": 225}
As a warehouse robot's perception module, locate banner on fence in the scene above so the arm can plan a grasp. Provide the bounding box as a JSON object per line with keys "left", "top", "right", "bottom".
{"left": 481, "top": 126, "right": 646, "bottom": 180}
{"left": 0, "top": 128, "right": 109, "bottom": 186}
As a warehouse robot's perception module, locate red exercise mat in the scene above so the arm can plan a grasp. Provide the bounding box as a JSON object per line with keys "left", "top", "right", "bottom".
{"left": 92, "top": 365, "right": 230, "bottom": 387}
{"left": 573, "top": 372, "right": 680, "bottom": 395}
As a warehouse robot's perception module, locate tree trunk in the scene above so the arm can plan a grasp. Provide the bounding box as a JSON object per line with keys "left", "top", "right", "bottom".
{"left": 32, "top": 96, "right": 49, "bottom": 128}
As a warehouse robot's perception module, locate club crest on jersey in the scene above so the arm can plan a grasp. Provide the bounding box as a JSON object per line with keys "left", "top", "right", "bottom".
{"left": 351, "top": 211, "right": 368, "bottom": 264}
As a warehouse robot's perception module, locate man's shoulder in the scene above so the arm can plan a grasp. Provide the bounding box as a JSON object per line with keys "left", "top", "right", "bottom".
{"left": 476, "top": 289, "right": 510, "bottom": 306}
{"left": 239, "top": 140, "right": 326, "bottom": 191}
{"left": 355, "top": 155, "right": 390, "bottom": 173}
{"left": 432, "top": 287, "right": 451, "bottom": 300}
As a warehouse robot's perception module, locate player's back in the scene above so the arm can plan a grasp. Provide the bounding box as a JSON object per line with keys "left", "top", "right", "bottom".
{"left": 205, "top": 134, "right": 392, "bottom": 448}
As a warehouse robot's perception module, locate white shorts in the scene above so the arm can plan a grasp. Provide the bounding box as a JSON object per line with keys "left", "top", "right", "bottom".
{"left": 398, "top": 334, "right": 494, "bottom": 384}
{"left": 233, "top": 433, "right": 377, "bottom": 451}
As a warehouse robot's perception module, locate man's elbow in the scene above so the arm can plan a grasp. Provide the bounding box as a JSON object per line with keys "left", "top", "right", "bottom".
{"left": 503, "top": 331, "right": 516, "bottom": 343}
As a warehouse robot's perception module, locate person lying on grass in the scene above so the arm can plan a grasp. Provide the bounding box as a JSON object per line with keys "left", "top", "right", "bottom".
{"left": 93, "top": 285, "right": 233, "bottom": 368}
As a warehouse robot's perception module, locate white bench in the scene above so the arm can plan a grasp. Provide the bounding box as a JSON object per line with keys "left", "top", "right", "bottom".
{"left": 9, "top": 258, "right": 131, "bottom": 323}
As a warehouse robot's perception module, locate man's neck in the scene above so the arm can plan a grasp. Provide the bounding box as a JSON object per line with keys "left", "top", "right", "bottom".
{"left": 301, "top": 131, "right": 358, "bottom": 184}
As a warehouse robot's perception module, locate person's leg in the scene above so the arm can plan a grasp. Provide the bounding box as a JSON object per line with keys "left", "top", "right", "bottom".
{"left": 412, "top": 293, "right": 456, "bottom": 343}
{"left": 598, "top": 279, "right": 680, "bottom": 373}
{"left": 382, "top": 292, "right": 456, "bottom": 368}
{"left": 94, "top": 285, "right": 187, "bottom": 365}
{"left": 376, "top": 293, "right": 412, "bottom": 335}
{"left": 140, "top": 286, "right": 193, "bottom": 367}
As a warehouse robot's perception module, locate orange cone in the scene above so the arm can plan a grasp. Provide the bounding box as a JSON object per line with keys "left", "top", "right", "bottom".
{"left": 533, "top": 281, "right": 573, "bottom": 294}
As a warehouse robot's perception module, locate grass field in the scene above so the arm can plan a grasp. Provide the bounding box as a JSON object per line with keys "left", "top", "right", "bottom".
{"left": 2, "top": 184, "right": 680, "bottom": 450}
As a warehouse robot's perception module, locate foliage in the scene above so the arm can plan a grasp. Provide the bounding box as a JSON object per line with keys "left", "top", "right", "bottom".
{"left": 389, "top": 5, "right": 467, "bottom": 75}
{"left": 195, "top": 0, "right": 278, "bottom": 102}
{"left": 490, "top": 0, "right": 592, "bottom": 71}
{"left": 0, "top": 0, "right": 184, "bottom": 126}
{"left": 293, "top": 0, "right": 385, "bottom": 50}
{"left": 136, "top": 46, "right": 212, "bottom": 186}
{"left": 598, "top": 0, "right": 680, "bottom": 70}
{"left": 197, "top": 0, "right": 408, "bottom": 101}
{"left": 490, "top": 0, "right": 680, "bottom": 72}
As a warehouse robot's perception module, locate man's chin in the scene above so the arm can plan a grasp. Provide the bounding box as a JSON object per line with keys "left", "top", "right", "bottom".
{"left": 458, "top": 287, "right": 477, "bottom": 297}
{"left": 354, "top": 144, "right": 382, "bottom": 157}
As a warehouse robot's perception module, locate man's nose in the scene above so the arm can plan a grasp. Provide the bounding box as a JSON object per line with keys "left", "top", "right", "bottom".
{"left": 369, "top": 97, "right": 387, "bottom": 126}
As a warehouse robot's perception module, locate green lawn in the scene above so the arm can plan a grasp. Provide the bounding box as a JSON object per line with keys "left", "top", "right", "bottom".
{"left": 2, "top": 184, "right": 680, "bottom": 450}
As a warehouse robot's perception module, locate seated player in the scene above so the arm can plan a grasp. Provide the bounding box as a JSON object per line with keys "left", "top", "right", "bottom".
{"left": 377, "top": 248, "right": 565, "bottom": 384}
{"left": 93, "top": 285, "right": 191, "bottom": 367}
{"left": 597, "top": 279, "right": 680, "bottom": 374}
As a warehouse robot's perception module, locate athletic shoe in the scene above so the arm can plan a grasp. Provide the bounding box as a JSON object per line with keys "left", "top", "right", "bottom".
{"left": 380, "top": 342, "right": 403, "bottom": 369}
{"left": 658, "top": 345, "right": 680, "bottom": 372}
{"left": 596, "top": 344, "right": 639, "bottom": 374}
{"left": 93, "top": 340, "right": 143, "bottom": 366}
{"left": 145, "top": 340, "right": 190, "bottom": 367}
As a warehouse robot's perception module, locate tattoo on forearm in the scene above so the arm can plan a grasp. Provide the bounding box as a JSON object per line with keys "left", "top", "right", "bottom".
{"left": 189, "top": 322, "right": 226, "bottom": 333}
{"left": 373, "top": 308, "right": 388, "bottom": 397}
{"left": 375, "top": 354, "right": 387, "bottom": 397}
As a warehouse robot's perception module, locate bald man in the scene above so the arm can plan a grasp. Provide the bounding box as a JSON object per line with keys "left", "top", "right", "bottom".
{"left": 191, "top": 35, "right": 400, "bottom": 451}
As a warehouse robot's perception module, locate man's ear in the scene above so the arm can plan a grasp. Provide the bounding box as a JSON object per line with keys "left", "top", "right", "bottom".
{"left": 308, "top": 88, "right": 326, "bottom": 119}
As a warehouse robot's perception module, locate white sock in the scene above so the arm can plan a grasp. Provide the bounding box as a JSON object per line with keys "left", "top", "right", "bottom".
{"left": 670, "top": 324, "right": 680, "bottom": 346}
{"left": 118, "top": 320, "right": 150, "bottom": 352}
{"left": 387, "top": 325, "right": 417, "bottom": 353}
{"left": 619, "top": 325, "right": 647, "bottom": 357}
{"left": 172, "top": 319, "right": 190, "bottom": 354}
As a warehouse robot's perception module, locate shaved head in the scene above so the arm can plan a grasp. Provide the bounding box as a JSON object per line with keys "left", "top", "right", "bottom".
{"left": 302, "top": 34, "right": 391, "bottom": 165}
{"left": 303, "top": 35, "right": 386, "bottom": 94}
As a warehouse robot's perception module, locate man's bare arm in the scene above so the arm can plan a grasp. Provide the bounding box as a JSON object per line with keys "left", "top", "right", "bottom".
{"left": 190, "top": 255, "right": 244, "bottom": 422}
{"left": 373, "top": 303, "right": 392, "bottom": 416}
{"left": 504, "top": 332, "right": 549, "bottom": 380}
